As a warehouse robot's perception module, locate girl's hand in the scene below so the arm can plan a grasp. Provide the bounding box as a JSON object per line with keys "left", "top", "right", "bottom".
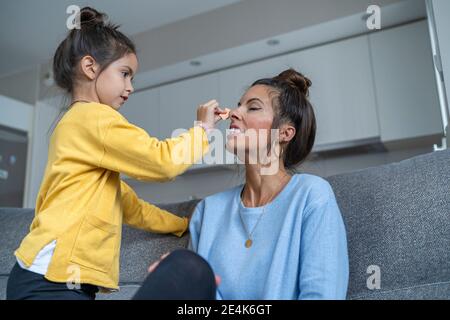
{"left": 197, "top": 100, "right": 229, "bottom": 130}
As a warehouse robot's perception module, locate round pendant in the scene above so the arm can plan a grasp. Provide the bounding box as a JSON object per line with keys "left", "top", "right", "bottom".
{"left": 245, "top": 239, "right": 253, "bottom": 248}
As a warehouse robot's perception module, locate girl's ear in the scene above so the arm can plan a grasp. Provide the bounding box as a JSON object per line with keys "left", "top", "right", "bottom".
{"left": 279, "top": 123, "right": 296, "bottom": 144}
{"left": 79, "top": 55, "right": 99, "bottom": 81}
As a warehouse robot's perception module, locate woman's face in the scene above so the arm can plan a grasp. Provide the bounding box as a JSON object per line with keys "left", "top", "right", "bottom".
{"left": 96, "top": 53, "right": 138, "bottom": 110}
{"left": 226, "top": 84, "right": 279, "bottom": 162}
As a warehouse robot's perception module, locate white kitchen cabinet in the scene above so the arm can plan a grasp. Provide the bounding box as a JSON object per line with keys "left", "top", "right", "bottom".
{"left": 158, "top": 73, "right": 221, "bottom": 170}
{"left": 285, "top": 35, "right": 380, "bottom": 148}
{"left": 369, "top": 20, "right": 443, "bottom": 142}
{"left": 159, "top": 73, "right": 220, "bottom": 139}
{"left": 120, "top": 88, "right": 161, "bottom": 139}
{"left": 218, "top": 55, "right": 292, "bottom": 108}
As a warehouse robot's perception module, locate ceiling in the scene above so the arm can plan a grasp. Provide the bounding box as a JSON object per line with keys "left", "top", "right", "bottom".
{"left": 0, "top": 0, "right": 242, "bottom": 77}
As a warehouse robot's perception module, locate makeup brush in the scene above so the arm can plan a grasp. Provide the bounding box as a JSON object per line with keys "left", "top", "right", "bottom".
{"left": 219, "top": 108, "right": 231, "bottom": 120}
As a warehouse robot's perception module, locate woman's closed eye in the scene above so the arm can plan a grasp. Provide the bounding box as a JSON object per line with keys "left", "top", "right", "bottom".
{"left": 248, "top": 105, "right": 261, "bottom": 111}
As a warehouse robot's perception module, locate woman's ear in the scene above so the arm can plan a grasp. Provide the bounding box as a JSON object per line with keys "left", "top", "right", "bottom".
{"left": 79, "top": 55, "right": 99, "bottom": 81}
{"left": 279, "top": 123, "right": 296, "bottom": 143}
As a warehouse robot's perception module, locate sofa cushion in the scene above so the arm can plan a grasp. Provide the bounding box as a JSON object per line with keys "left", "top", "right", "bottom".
{"left": 118, "top": 199, "right": 200, "bottom": 283}
{"left": 0, "top": 276, "right": 8, "bottom": 300}
{"left": 97, "top": 284, "right": 140, "bottom": 300}
{"left": 351, "top": 281, "right": 450, "bottom": 300}
{"left": 0, "top": 208, "right": 35, "bottom": 275}
{"left": 326, "top": 148, "right": 450, "bottom": 300}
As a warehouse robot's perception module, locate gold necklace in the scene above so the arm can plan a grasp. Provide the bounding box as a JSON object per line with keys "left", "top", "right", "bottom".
{"left": 238, "top": 203, "right": 267, "bottom": 249}
{"left": 238, "top": 173, "right": 291, "bottom": 248}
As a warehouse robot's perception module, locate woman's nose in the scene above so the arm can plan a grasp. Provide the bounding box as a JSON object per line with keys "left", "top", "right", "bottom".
{"left": 229, "top": 108, "right": 241, "bottom": 120}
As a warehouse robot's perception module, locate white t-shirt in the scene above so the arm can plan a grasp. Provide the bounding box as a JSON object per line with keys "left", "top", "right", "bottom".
{"left": 17, "top": 240, "right": 56, "bottom": 275}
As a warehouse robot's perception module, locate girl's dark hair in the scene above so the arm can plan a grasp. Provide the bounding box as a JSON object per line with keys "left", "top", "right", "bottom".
{"left": 251, "top": 68, "right": 316, "bottom": 171}
{"left": 53, "top": 6, "right": 136, "bottom": 93}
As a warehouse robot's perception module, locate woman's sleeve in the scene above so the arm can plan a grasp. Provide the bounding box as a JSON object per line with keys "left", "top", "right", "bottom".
{"left": 298, "top": 191, "right": 349, "bottom": 300}
{"left": 120, "top": 180, "right": 188, "bottom": 237}
{"left": 100, "top": 114, "right": 209, "bottom": 182}
{"left": 187, "top": 200, "right": 205, "bottom": 252}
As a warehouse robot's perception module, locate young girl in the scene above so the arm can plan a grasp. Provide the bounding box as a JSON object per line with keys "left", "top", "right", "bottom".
{"left": 6, "top": 7, "right": 224, "bottom": 300}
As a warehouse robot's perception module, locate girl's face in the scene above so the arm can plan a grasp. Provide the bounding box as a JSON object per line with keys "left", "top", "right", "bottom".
{"left": 96, "top": 53, "right": 138, "bottom": 110}
{"left": 226, "top": 84, "right": 278, "bottom": 161}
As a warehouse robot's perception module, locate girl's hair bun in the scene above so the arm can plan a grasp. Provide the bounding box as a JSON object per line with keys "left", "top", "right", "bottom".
{"left": 79, "top": 6, "right": 107, "bottom": 28}
{"left": 53, "top": 6, "right": 135, "bottom": 93}
{"left": 275, "top": 68, "right": 312, "bottom": 97}
{"left": 250, "top": 67, "right": 316, "bottom": 170}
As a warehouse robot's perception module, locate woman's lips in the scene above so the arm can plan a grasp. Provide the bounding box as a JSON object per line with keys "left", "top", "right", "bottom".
{"left": 227, "top": 128, "right": 244, "bottom": 137}
{"left": 228, "top": 122, "right": 245, "bottom": 137}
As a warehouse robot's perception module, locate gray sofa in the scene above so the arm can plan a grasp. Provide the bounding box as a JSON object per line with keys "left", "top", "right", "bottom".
{"left": 1, "top": 149, "right": 449, "bottom": 300}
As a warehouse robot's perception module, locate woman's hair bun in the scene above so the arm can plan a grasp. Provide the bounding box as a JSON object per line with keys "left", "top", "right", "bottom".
{"left": 79, "top": 6, "right": 107, "bottom": 28}
{"left": 275, "top": 68, "right": 312, "bottom": 97}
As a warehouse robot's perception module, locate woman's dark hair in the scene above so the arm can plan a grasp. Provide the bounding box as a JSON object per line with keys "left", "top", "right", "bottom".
{"left": 251, "top": 68, "right": 316, "bottom": 171}
{"left": 53, "top": 6, "right": 136, "bottom": 93}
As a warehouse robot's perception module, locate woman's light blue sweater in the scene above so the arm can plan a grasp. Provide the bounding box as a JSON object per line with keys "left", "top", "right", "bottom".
{"left": 189, "top": 174, "right": 349, "bottom": 300}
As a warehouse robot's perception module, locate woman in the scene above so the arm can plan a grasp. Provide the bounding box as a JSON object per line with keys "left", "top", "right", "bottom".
{"left": 188, "top": 69, "right": 349, "bottom": 300}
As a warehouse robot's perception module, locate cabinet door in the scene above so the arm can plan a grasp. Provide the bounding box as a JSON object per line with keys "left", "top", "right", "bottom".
{"left": 286, "top": 35, "right": 380, "bottom": 147}
{"left": 120, "top": 88, "right": 160, "bottom": 139}
{"left": 219, "top": 55, "right": 291, "bottom": 108}
{"left": 159, "top": 73, "right": 220, "bottom": 139}
{"left": 369, "top": 20, "right": 442, "bottom": 142}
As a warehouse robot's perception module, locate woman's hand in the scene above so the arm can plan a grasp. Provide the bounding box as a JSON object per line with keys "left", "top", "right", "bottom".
{"left": 197, "top": 100, "right": 229, "bottom": 130}
{"left": 147, "top": 252, "right": 170, "bottom": 273}
{"left": 147, "top": 252, "right": 222, "bottom": 286}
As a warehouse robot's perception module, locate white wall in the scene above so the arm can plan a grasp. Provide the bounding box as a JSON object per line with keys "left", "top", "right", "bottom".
{"left": 0, "top": 67, "right": 39, "bottom": 106}
{"left": 25, "top": 99, "right": 63, "bottom": 208}
{"left": 0, "top": 95, "right": 34, "bottom": 132}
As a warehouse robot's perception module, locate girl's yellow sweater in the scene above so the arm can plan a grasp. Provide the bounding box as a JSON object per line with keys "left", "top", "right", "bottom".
{"left": 14, "top": 101, "right": 209, "bottom": 291}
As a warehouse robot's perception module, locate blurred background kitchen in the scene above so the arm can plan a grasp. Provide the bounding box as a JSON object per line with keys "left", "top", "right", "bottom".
{"left": 0, "top": 0, "right": 449, "bottom": 207}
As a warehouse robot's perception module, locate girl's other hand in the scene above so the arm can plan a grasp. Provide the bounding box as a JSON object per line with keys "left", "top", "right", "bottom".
{"left": 197, "top": 100, "right": 229, "bottom": 129}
